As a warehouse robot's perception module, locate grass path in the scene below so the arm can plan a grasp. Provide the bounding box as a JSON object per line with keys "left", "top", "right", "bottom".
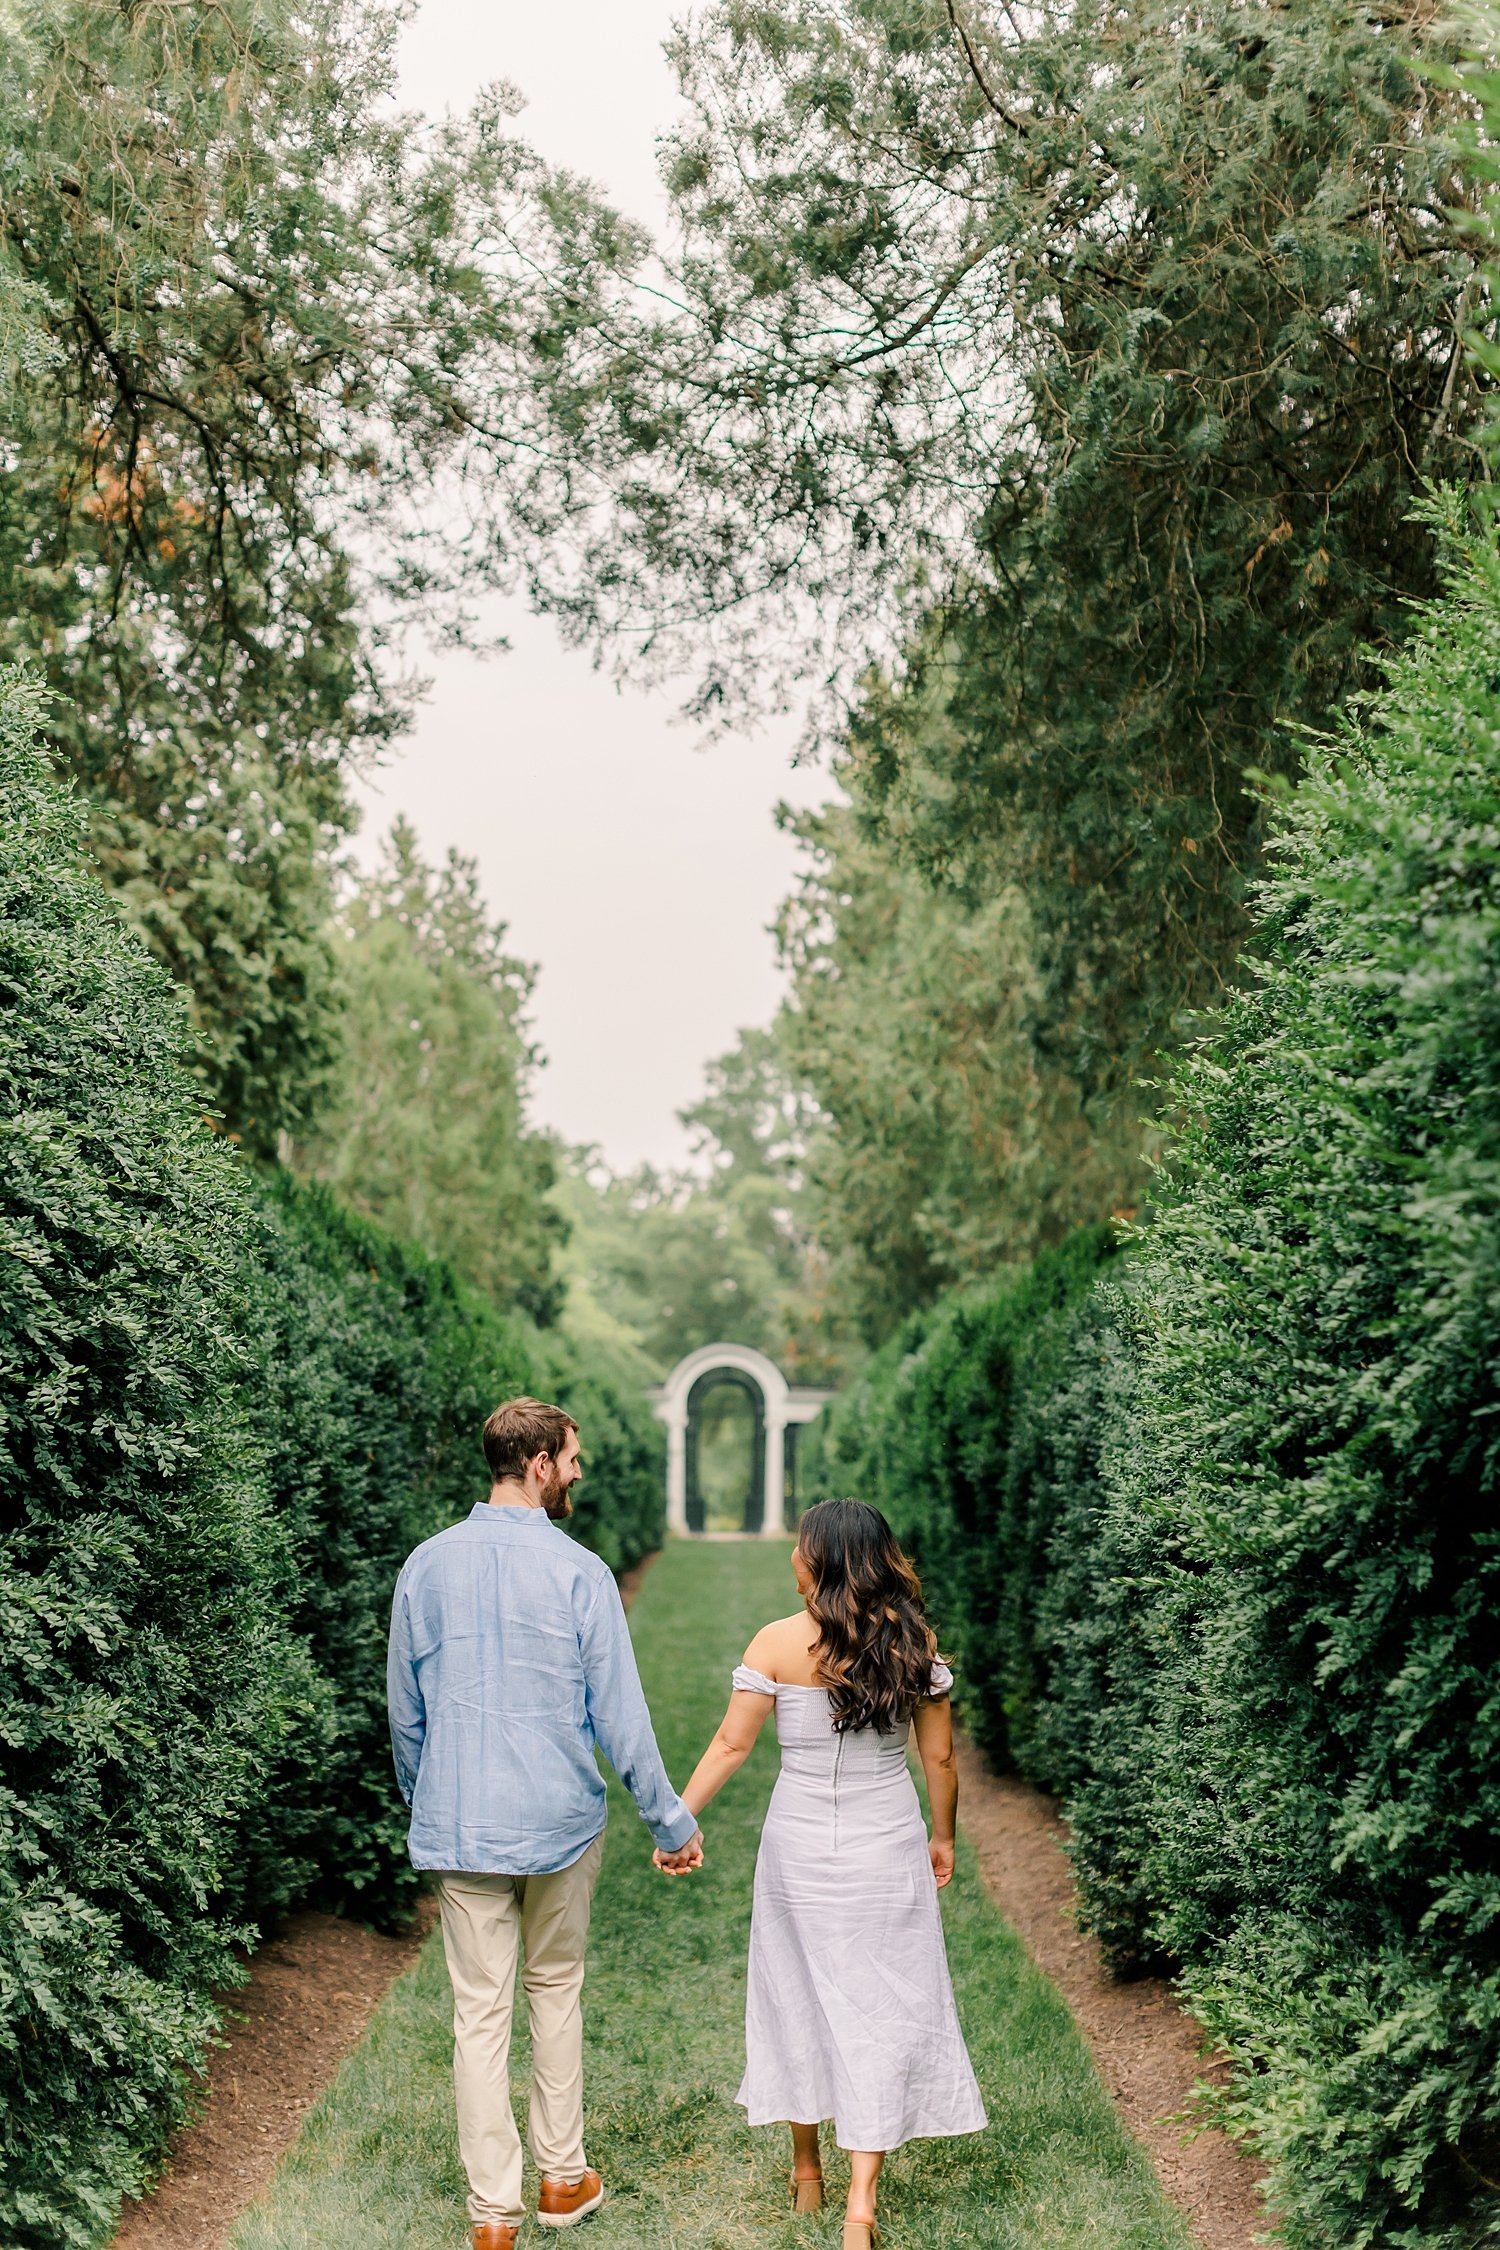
{"left": 231, "top": 1540, "right": 1192, "bottom": 2250}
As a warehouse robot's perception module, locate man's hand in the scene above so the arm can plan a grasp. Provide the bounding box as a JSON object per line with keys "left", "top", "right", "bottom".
{"left": 653, "top": 1829, "right": 704, "bottom": 1876}
{"left": 929, "top": 1837, "right": 955, "bottom": 1890}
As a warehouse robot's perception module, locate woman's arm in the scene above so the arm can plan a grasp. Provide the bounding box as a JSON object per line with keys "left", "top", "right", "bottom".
{"left": 912, "top": 1694, "right": 959, "bottom": 1889}
{"left": 679, "top": 1687, "right": 774, "bottom": 1820}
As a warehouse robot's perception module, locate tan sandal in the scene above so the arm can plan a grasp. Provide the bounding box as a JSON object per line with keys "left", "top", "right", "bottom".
{"left": 791, "top": 2171, "right": 825, "bottom": 2214}
{"left": 842, "top": 2221, "right": 881, "bottom": 2250}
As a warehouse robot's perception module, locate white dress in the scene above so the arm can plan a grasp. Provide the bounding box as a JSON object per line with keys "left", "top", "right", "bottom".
{"left": 732, "top": 1660, "right": 988, "bottom": 2151}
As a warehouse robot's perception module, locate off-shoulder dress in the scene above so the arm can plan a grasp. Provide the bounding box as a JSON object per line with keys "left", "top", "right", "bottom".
{"left": 729, "top": 1659, "right": 987, "bottom": 2152}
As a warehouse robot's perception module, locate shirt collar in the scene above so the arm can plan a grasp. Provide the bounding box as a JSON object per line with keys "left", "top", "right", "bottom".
{"left": 468, "top": 1501, "right": 558, "bottom": 1532}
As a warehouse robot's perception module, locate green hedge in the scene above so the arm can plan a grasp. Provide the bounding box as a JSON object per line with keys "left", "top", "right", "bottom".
{"left": 0, "top": 674, "right": 314, "bottom": 2248}
{"left": 814, "top": 502, "right": 1500, "bottom": 2249}
{"left": 0, "top": 676, "right": 664, "bottom": 2248}
{"left": 812, "top": 1226, "right": 1118, "bottom": 1778}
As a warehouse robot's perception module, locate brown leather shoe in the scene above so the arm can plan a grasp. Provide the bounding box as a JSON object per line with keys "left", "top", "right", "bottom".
{"left": 537, "top": 2169, "right": 605, "bottom": 2229}
{"left": 471, "top": 2227, "right": 519, "bottom": 2250}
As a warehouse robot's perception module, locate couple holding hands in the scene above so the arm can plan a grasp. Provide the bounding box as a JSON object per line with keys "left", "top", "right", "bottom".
{"left": 387, "top": 1397, "right": 985, "bottom": 2250}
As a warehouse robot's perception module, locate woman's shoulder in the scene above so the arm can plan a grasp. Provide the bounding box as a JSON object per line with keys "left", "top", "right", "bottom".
{"left": 742, "top": 1612, "right": 818, "bottom": 1682}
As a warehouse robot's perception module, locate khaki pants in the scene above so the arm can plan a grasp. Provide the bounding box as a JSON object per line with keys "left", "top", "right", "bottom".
{"left": 436, "top": 1834, "right": 605, "bottom": 2226}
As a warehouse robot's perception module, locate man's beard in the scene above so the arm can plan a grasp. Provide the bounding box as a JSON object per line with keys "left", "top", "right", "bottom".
{"left": 540, "top": 1463, "right": 572, "bottom": 1520}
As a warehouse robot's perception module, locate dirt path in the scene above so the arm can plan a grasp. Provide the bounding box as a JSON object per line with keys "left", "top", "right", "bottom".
{"left": 109, "top": 1552, "right": 661, "bottom": 2250}
{"left": 109, "top": 1903, "right": 436, "bottom": 2250}
{"left": 956, "top": 1738, "right": 1271, "bottom": 2250}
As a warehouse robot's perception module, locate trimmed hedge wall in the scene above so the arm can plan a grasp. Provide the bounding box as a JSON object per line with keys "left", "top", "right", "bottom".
{"left": 807, "top": 1224, "right": 1119, "bottom": 1782}
{"left": 0, "top": 676, "right": 302, "bottom": 2249}
{"left": 814, "top": 505, "right": 1500, "bottom": 2250}
{"left": 0, "top": 677, "right": 665, "bottom": 2249}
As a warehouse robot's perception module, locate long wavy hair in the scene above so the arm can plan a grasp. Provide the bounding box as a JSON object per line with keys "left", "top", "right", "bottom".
{"left": 797, "top": 1498, "right": 941, "bottom": 1734}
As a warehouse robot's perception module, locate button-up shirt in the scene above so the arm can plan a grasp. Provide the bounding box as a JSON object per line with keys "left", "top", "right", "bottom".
{"left": 387, "top": 1503, "right": 697, "bottom": 1874}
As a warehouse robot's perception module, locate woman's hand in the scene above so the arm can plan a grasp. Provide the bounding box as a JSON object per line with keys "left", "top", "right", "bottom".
{"left": 653, "top": 1831, "right": 705, "bottom": 1876}
{"left": 929, "top": 1837, "right": 954, "bottom": 1889}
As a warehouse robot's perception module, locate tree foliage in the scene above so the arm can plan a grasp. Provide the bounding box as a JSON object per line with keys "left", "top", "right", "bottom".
{"left": 511, "top": 0, "right": 1491, "bottom": 1093}
{"left": 554, "top": 1027, "right": 844, "bottom": 1383}
{"left": 776, "top": 773, "right": 1150, "bottom": 1336}
{"left": 0, "top": 0, "right": 633, "bottom": 1143}
{"left": 296, "top": 821, "right": 564, "bottom": 1324}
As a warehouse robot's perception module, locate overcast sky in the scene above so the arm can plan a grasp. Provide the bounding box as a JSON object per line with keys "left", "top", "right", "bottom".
{"left": 351, "top": 2, "right": 832, "bottom": 1173}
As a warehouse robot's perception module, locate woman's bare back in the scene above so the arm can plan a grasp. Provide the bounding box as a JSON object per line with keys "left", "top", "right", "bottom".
{"left": 742, "top": 1610, "right": 823, "bottom": 1687}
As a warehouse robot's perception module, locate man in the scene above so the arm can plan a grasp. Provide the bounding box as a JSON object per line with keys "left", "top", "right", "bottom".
{"left": 388, "top": 1396, "right": 703, "bottom": 2250}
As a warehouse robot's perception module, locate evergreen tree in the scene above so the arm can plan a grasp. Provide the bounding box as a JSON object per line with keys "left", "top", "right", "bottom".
{"left": 296, "top": 821, "right": 564, "bottom": 1322}
{"left": 775, "top": 774, "right": 1151, "bottom": 1336}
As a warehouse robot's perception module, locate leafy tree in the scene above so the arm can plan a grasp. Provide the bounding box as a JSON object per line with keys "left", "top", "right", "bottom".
{"left": 0, "top": 0, "right": 633, "bottom": 1143}
{"left": 516, "top": 0, "right": 1491, "bottom": 1090}
{"left": 295, "top": 821, "right": 563, "bottom": 1323}
{"left": 555, "top": 1154, "right": 803, "bottom": 1378}
{"left": 556, "top": 1028, "right": 845, "bottom": 1380}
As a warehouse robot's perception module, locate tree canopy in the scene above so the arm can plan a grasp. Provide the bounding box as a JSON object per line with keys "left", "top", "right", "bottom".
{"left": 773, "top": 775, "right": 1149, "bottom": 1337}
{"left": 0, "top": 0, "right": 629, "bottom": 1144}
{"left": 552, "top": 1029, "right": 844, "bottom": 1381}
{"left": 502, "top": 0, "right": 1494, "bottom": 1124}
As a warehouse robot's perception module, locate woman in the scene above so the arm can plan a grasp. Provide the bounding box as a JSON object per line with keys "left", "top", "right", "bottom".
{"left": 660, "top": 1498, "right": 986, "bottom": 2248}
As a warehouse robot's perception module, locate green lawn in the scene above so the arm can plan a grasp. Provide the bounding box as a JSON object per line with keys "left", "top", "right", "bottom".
{"left": 231, "top": 1539, "right": 1190, "bottom": 2250}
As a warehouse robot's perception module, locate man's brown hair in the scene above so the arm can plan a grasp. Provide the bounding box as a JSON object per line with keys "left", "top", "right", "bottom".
{"left": 482, "top": 1396, "right": 578, "bottom": 1485}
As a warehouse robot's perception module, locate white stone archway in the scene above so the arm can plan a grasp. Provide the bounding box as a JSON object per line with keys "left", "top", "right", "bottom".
{"left": 649, "top": 1344, "right": 832, "bottom": 1536}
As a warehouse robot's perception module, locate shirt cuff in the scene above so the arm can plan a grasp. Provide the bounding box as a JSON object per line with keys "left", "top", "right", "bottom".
{"left": 652, "top": 1798, "right": 700, "bottom": 1852}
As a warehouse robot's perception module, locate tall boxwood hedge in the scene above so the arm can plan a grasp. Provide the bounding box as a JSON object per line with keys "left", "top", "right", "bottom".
{"left": 0, "top": 675, "right": 665, "bottom": 2247}
{"left": 813, "top": 1225, "right": 1119, "bottom": 1776}
{"left": 0, "top": 674, "right": 316, "bottom": 2248}
{"left": 813, "top": 501, "right": 1500, "bottom": 2249}
{"left": 1086, "top": 497, "right": 1500, "bottom": 2249}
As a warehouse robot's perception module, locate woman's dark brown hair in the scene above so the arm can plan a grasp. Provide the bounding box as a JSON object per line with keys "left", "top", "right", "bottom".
{"left": 797, "top": 1497, "right": 942, "bottom": 1734}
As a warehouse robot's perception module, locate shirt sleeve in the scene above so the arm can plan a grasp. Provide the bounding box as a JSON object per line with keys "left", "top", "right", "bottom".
{"left": 580, "top": 1575, "right": 699, "bottom": 1852}
{"left": 928, "top": 1658, "right": 955, "bottom": 1698}
{"left": 386, "top": 1570, "right": 425, "bottom": 1807}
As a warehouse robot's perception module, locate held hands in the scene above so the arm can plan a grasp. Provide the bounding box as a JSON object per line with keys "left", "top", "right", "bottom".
{"left": 929, "top": 1836, "right": 955, "bottom": 1890}
{"left": 653, "top": 1828, "right": 705, "bottom": 1876}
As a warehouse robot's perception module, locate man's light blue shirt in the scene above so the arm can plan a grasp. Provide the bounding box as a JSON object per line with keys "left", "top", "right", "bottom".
{"left": 387, "top": 1503, "right": 697, "bottom": 1874}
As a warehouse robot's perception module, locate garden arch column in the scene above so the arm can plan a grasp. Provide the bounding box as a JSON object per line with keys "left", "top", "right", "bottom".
{"left": 649, "top": 1344, "right": 831, "bottom": 1535}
